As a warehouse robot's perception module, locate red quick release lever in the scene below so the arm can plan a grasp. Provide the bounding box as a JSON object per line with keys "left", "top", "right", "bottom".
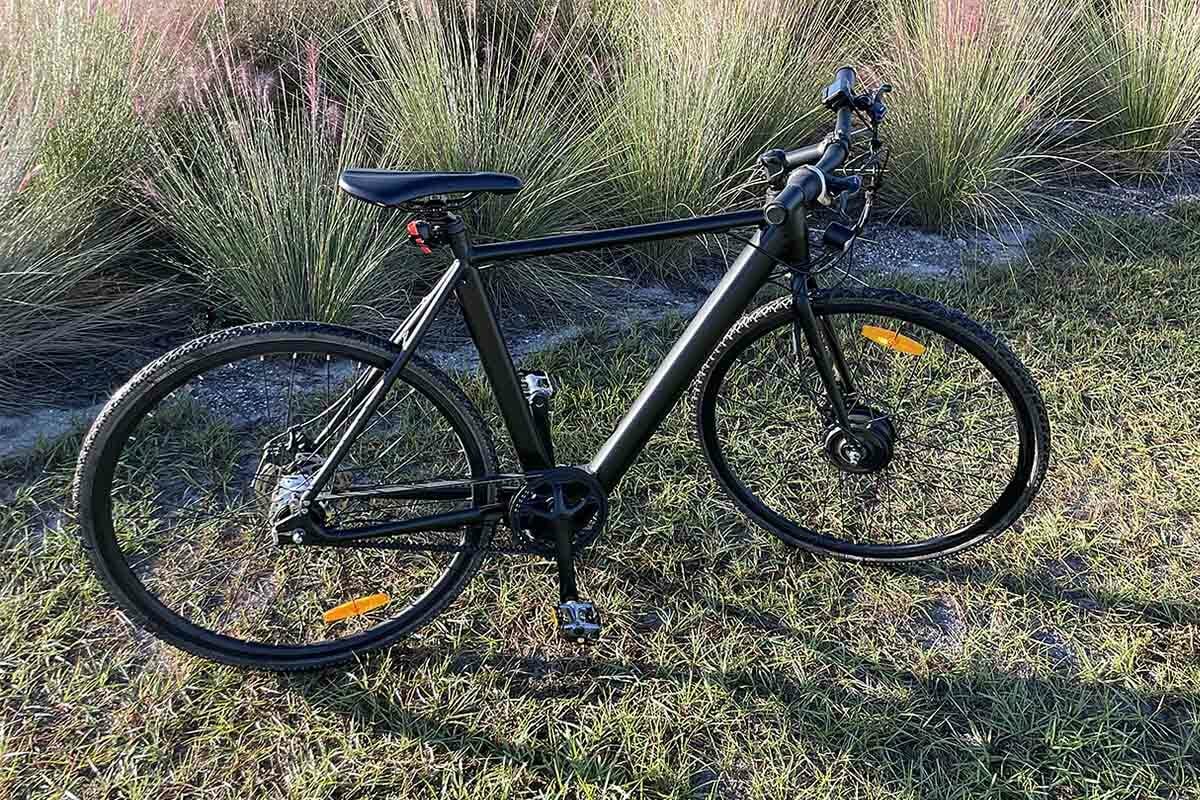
{"left": 406, "top": 220, "right": 433, "bottom": 254}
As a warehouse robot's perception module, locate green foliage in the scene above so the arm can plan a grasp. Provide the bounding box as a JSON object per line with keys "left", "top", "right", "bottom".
{"left": 877, "top": 0, "right": 1098, "bottom": 232}
{"left": 1028, "top": 200, "right": 1200, "bottom": 264}
{"left": 0, "top": 201, "right": 164, "bottom": 413}
{"left": 602, "top": 0, "right": 844, "bottom": 273}
{"left": 6, "top": 0, "right": 1200, "bottom": 395}
{"left": 209, "top": 0, "right": 363, "bottom": 62}
{"left": 144, "top": 49, "right": 416, "bottom": 326}
{"left": 337, "top": 0, "right": 616, "bottom": 308}
{"left": 9, "top": 0, "right": 187, "bottom": 202}
{"left": 0, "top": 16, "right": 170, "bottom": 413}
{"left": 1085, "top": 0, "right": 1200, "bottom": 171}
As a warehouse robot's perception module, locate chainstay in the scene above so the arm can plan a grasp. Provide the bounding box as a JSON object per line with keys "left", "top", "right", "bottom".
{"left": 308, "top": 539, "right": 541, "bottom": 556}
{"left": 315, "top": 472, "right": 541, "bottom": 556}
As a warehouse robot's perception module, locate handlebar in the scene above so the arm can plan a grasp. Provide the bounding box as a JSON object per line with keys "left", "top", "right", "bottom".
{"left": 762, "top": 66, "right": 868, "bottom": 225}
{"left": 773, "top": 67, "right": 859, "bottom": 169}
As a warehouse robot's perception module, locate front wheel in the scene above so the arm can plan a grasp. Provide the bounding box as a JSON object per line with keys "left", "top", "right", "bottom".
{"left": 695, "top": 289, "right": 1050, "bottom": 562}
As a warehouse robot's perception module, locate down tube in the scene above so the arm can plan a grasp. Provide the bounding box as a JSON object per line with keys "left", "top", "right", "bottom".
{"left": 589, "top": 223, "right": 786, "bottom": 490}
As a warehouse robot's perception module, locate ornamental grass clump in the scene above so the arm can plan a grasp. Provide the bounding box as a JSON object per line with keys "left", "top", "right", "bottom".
{"left": 1085, "top": 0, "right": 1200, "bottom": 172}
{"left": 0, "top": 201, "right": 163, "bottom": 413}
{"left": 337, "top": 0, "right": 615, "bottom": 309}
{"left": 602, "top": 0, "right": 845, "bottom": 276}
{"left": 10, "top": 0, "right": 195, "bottom": 203}
{"left": 878, "top": 0, "right": 1097, "bottom": 231}
{"left": 144, "top": 43, "right": 415, "bottom": 327}
{"left": 0, "top": 72, "right": 167, "bottom": 413}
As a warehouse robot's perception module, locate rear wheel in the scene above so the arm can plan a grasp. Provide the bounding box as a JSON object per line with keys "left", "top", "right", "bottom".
{"left": 74, "top": 322, "right": 497, "bottom": 671}
{"left": 695, "top": 289, "right": 1049, "bottom": 562}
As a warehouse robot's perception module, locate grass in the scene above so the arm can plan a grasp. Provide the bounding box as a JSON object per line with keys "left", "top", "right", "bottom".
{"left": 0, "top": 198, "right": 168, "bottom": 413}
{"left": 143, "top": 45, "right": 419, "bottom": 327}
{"left": 3, "top": 207, "right": 1199, "bottom": 797}
{"left": 875, "top": 0, "right": 1099, "bottom": 232}
{"left": 1084, "top": 0, "right": 1200, "bottom": 172}
{"left": 601, "top": 0, "right": 844, "bottom": 275}
{"left": 0, "top": 32, "right": 170, "bottom": 414}
{"left": 8, "top": 0, "right": 191, "bottom": 203}
{"left": 5, "top": 0, "right": 1200, "bottom": 337}
{"left": 336, "top": 0, "right": 617, "bottom": 310}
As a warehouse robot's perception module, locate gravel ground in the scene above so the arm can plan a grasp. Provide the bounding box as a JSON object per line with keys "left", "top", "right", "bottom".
{"left": 4, "top": 170, "right": 1198, "bottom": 462}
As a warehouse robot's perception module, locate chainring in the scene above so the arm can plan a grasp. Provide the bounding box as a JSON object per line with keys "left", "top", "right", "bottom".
{"left": 507, "top": 466, "right": 608, "bottom": 557}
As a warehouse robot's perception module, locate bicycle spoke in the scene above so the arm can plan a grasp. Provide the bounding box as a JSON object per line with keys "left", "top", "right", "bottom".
{"left": 901, "top": 436, "right": 1013, "bottom": 462}
{"left": 94, "top": 336, "right": 488, "bottom": 657}
{"left": 705, "top": 300, "right": 1034, "bottom": 551}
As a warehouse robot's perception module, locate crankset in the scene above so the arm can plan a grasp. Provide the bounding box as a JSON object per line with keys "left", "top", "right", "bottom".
{"left": 509, "top": 466, "right": 608, "bottom": 643}
{"left": 507, "top": 466, "right": 608, "bottom": 557}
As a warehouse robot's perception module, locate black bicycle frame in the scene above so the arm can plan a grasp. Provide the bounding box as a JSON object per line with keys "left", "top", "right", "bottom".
{"left": 284, "top": 204, "right": 858, "bottom": 546}
{"left": 471, "top": 208, "right": 783, "bottom": 490}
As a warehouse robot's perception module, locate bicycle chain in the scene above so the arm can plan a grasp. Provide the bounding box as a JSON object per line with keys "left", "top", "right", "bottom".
{"left": 328, "top": 540, "right": 540, "bottom": 556}
{"left": 316, "top": 472, "right": 543, "bottom": 557}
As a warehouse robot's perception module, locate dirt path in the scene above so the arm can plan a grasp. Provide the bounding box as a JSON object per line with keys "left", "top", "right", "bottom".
{"left": 3, "top": 174, "right": 1197, "bottom": 463}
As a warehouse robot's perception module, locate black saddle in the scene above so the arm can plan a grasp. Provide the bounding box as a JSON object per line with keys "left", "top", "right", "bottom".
{"left": 338, "top": 169, "right": 523, "bottom": 208}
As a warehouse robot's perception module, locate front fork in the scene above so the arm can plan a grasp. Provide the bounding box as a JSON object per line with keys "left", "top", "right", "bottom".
{"left": 792, "top": 248, "right": 859, "bottom": 431}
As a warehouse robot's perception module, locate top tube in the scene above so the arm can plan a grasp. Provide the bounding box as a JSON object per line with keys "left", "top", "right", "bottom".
{"left": 470, "top": 209, "right": 764, "bottom": 265}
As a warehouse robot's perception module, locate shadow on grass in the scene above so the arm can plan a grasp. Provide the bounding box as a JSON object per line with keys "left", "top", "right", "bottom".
{"left": 903, "top": 558, "right": 1200, "bottom": 628}
{"left": 281, "top": 566, "right": 1199, "bottom": 795}
{"left": 281, "top": 645, "right": 677, "bottom": 794}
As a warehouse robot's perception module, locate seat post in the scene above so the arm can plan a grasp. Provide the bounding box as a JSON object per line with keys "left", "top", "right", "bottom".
{"left": 444, "top": 213, "right": 472, "bottom": 264}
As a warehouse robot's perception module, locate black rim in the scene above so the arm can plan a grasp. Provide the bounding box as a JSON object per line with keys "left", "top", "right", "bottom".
{"left": 700, "top": 297, "right": 1037, "bottom": 560}
{"left": 86, "top": 333, "right": 489, "bottom": 663}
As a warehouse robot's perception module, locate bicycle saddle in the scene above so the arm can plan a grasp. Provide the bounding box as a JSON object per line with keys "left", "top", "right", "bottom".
{"left": 338, "top": 169, "right": 523, "bottom": 207}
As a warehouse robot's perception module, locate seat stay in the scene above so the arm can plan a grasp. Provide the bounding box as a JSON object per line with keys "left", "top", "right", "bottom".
{"left": 310, "top": 279, "right": 450, "bottom": 451}
{"left": 300, "top": 258, "right": 467, "bottom": 506}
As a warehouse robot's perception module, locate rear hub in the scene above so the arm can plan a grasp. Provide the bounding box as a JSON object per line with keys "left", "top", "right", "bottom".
{"left": 823, "top": 405, "right": 896, "bottom": 474}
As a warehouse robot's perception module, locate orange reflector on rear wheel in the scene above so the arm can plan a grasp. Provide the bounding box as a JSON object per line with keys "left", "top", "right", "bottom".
{"left": 861, "top": 325, "right": 925, "bottom": 356}
{"left": 322, "top": 593, "right": 390, "bottom": 623}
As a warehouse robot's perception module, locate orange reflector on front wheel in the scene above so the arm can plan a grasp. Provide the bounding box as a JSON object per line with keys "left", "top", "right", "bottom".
{"left": 322, "top": 593, "right": 391, "bottom": 623}
{"left": 861, "top": 325, "right": 926, "bottom": 356}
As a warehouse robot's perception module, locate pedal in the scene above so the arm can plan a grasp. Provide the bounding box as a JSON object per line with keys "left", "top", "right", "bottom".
{"left": 520, "top": 370, "right": 555, "bottom": 464}
{"left": 556, "top": 599, "right": 602, "bottom": 644}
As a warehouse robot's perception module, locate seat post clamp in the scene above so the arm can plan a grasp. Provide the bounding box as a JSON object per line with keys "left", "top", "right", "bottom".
{"left": 406, "top": 220, "right": 432, "bottom": 254}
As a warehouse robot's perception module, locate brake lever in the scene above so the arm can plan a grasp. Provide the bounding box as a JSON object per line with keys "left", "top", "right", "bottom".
{"left": 854, "top": 83, "right": 892, "bottom": 123}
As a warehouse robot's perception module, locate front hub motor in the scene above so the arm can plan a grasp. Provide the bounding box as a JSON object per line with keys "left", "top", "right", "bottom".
{"left": 823, "top": 405, "right": 895, "bottom": 474}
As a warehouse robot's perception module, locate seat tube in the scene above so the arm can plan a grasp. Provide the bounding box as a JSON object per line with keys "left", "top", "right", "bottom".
{"left": 445, "top": 213, "right": 471, "bottom": 262}
{"left": 454, "top": 244, "right": 554, "bottom": 472}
